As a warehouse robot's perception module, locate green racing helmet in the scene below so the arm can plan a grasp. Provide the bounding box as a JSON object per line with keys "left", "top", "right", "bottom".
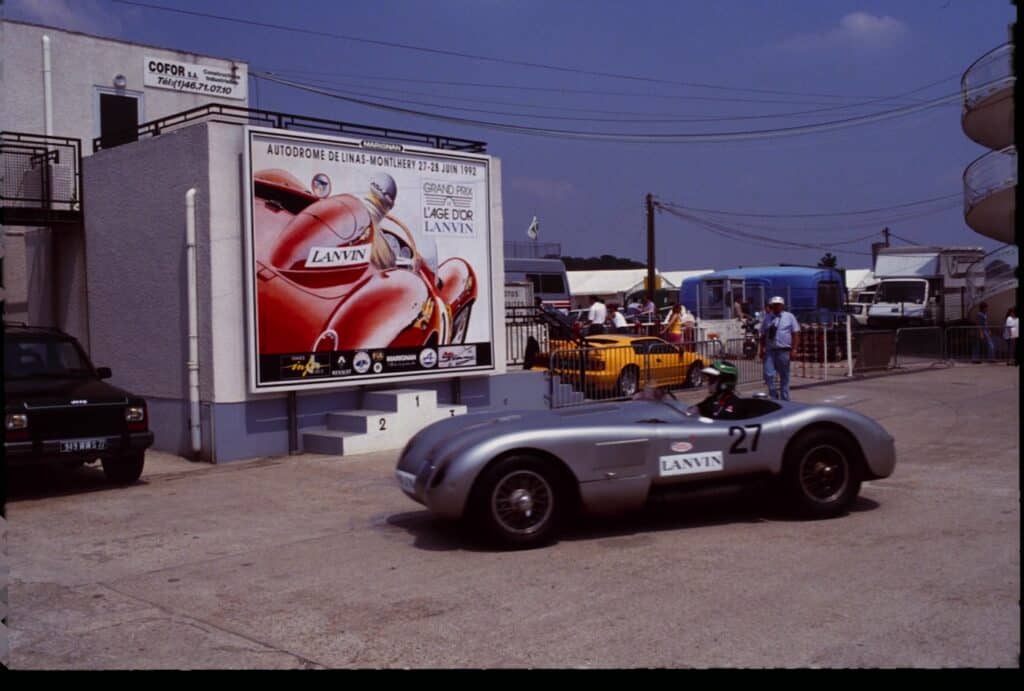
{"left": 701, "top": 360, "right": 738, "bottom": 392}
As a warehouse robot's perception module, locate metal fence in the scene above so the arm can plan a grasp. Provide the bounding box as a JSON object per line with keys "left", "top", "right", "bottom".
{"left": 945, "top": 325, "right": 1016, "bottom": 363}
{"left": 546, "top": 339, "right": 726, "bottom": 408}
{"left": 505, "top": 306, "right": 552, "bottom": 367}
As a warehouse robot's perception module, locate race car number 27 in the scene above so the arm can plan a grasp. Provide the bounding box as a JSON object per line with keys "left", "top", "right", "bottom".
{"left": 728, "top": 424, "right": 762, "bottom": 454}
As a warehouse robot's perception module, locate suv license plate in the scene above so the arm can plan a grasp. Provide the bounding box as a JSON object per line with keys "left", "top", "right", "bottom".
{"left": 60, "top": 438, "right": 107, "bottom": 453}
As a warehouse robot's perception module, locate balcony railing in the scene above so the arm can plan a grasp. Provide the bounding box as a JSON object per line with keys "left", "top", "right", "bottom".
{"left": 964, "top": 145, "right": 1017, "bottom": 214}
{"left": 962, "top": 42, "right": 1015, "bottom": 111}
{"left": 0, "top": 131, "right": 83, "bottom": 226}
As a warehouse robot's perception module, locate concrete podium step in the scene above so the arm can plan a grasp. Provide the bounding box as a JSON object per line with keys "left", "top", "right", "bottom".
{"left": 303, "top": 389, "right": 467, "bottom": 456}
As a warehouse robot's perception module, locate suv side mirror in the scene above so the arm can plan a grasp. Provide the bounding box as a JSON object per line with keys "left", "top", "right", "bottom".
{"left": 96, "top": 367, "right": 112, "bottom": 379}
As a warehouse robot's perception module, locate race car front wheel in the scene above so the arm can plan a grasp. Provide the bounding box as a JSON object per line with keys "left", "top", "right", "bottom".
{"left": 781, "top": 429, "right": 862, "bottom": 518}
{"left": 469, "top": 455, "right": 564, "bottom": 549}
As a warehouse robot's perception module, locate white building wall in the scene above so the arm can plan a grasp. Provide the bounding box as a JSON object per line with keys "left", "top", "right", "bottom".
{"left": 1, "top": 19, "right": 247, "bottom": 348}
{"left": 1, "top": 19, "right": 247, "bottom": 149}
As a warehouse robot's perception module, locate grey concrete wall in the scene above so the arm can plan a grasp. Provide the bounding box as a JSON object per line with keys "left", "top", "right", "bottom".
{"left": 82, "top": 124, "right": 214, "bottom": 406}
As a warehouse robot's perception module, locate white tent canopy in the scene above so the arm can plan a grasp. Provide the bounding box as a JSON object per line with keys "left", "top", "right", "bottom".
{"left": 845, "top": 269, "right": 875, "bottom": 294}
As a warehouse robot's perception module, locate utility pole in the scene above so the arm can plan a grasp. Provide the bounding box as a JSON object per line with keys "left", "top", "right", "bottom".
{"left": 646, "top": 193, "right": 656, "bottom": 299}
{"left": 883, "top": 227, "right": 890, "bottom": 247}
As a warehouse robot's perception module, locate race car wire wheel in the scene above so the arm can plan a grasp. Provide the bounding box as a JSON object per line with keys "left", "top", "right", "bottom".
{"left": 798, "top": 445, "right": 849, "bottom": 503}
{"left": 491, "top": 469, "right": 554, "bottom": 536}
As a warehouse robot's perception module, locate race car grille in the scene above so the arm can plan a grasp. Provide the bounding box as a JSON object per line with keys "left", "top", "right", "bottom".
{"left": 28, "top": 406, "right": 126, "bottom": 440}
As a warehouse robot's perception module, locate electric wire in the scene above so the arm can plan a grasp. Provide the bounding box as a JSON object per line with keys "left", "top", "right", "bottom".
{"left": 257, "top": 72, "right": 959, "bottom": 124}
{"left": 254, "top": 72, "right": 966, "bottom": 143}
{"left": 113, "top": 0, "right": 952, "bottom": 103}
{"left": 254, "top": 66, "right": 960, "bottom": 110}
{"left": 656, "top": 204, "right": 876, "bottom": 256}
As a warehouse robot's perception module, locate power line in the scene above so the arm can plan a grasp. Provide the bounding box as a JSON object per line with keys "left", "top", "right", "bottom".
{"left": 657, "top": 204, "right": 876, "bottom": 255}
{"left": 257, "top": 71, "right": 959, "bottom": 124}
{"left": 255, "top": 65, "right": 959, "bottom": 109}
{"left": 656, "top": 193, "right": 961, "bottom": 219}
{"left": 112, "top": 0, "right": 949, "bottom": 103}
{"left": 255, "top": 71, "right": 964, "bottom": 143}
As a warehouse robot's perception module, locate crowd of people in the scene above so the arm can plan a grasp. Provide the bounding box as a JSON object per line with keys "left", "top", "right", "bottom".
{"left": 582, "top": 294, "right": 696, "bottom": 341}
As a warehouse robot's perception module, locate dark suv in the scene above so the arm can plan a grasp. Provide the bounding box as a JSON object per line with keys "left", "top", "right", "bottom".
{"left": 5, "top": 324, "right": 154, "bottom": 484}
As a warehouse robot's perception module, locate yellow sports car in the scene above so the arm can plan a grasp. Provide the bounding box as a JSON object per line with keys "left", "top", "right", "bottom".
{"left": 534, "top": 334, "right": 710, "bottom": 397}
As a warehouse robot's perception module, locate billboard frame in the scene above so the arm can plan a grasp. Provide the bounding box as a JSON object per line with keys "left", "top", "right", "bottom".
{"left": 242, "top": 125, "right": 499, "bottom": 393}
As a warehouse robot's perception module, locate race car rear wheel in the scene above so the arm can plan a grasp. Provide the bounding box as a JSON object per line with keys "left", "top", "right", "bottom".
{"left": 469, "top": 455, "right": 564, "bottom": 549}
{"left": 781, "top": 429, "right": 862, "bottom": 518}
{"left": 617, "top": 365, "right": 640, "bottom": 397}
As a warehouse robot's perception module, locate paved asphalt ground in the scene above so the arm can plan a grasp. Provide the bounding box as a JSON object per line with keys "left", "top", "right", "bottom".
{"left": 4, "top": 364, "right": 1019, "bottom": 669}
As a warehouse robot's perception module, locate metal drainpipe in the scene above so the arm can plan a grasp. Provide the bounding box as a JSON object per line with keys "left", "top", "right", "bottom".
{"left": 185, "top": 189, "right": 202, "bottom": 458}
{"left": 42, "top": 35, "right": 54, "bottom": 137}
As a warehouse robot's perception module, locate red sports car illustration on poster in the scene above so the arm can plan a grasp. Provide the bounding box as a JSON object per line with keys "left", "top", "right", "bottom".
{"left": 245, "top": 129, "right": 494, "bottom": 390}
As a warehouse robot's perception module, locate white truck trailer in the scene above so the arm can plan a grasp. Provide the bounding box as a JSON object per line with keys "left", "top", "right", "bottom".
{"left": 867, "top": 246, "right": 986, "bottom": 328}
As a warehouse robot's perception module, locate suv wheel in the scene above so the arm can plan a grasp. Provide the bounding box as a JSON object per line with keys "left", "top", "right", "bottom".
{"left": 102, "top": 451, "right": 145, "bottom": 485}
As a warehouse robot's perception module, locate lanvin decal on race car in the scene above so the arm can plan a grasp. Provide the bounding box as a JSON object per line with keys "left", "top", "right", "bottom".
{"left": 659, "top": 451, "right": 725, "bottom": 477}
{"left": 244, "top": 128, "right": 495, "bottom": 391}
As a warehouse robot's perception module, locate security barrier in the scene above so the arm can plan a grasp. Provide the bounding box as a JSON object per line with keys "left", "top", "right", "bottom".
{"left": 530, "top": 317, "right": 1013, "bottom": 408}
{"left": 894, "top": 327, "right": 945, "bottom": 368}
{"left": 546, "top": 339, "right": 724, "bottom": 408}
{"left": 505, "top": 306, "right": 552, "bottom": 367}
{"left": 945, "top": 325, "right": 1015, "bottom": 363}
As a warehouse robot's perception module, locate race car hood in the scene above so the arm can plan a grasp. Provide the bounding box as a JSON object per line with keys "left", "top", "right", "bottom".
{"left": 397, "top": 400, "right": 677, "bottom": 476}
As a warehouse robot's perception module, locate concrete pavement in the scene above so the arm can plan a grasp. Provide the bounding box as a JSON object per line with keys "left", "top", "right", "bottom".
{"left": 4, "top": 363, "right": 1019, "bottom": 668}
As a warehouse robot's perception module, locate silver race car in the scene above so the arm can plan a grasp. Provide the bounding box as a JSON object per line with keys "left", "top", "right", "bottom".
{"left": 395, "top": 393, "right": 896, "bottom": 548}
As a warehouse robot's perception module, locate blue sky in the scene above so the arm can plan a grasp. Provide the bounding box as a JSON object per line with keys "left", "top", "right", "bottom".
{"left": 6, "top": 0, "right": 1016, "bottom": 271}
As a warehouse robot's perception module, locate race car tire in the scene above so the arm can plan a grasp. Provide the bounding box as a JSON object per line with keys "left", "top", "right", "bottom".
{"left": 469, "top": 455, "right": 564, "bottom": 549}
{"left": 102, "top": 451, "right": 145, "bottom": 485}
{"left": 617, "top": 365, "right": 640, "bottom": 397}
{"left": 780, "top": 429, "right": 862, "bottom": 518}
{"left": 685, "top": 361, "right": 704, "bottom": 388}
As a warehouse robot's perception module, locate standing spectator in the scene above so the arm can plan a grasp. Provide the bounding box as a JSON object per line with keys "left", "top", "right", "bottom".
{"left": 625, "top": 297, "right": 642, "bottom": 317}
{"left": 610, "top": 305, "right": 629, "bottom": 333}
{"left": 1003, "top": 307, "right": 1018, "bottom": 366}
{"left": 680, "top": 303, "right": 697, "bottom": 345}
{"left": 759, "top": 295, "right": 801, "bottom": 401}
{"left": 639, "top": 294, "right": 657, "bottom": 334}
{"left": 586, "top": 295, "right": 607, "bottom": 336}
{"left": 662, "top": 304, "right": 683, "bottom": 343}
{"left": 974, "top": 301, "right": 995, "bottom": 362}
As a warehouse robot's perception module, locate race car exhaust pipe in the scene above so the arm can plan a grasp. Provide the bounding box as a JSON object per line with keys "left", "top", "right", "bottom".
{"left": 185, "top": 188, "right": 203, "bottom": 459}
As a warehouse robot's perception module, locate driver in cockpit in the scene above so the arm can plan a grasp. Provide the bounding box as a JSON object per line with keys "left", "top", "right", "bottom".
{"left": 694, "top": 360, "right": 746, "bottom": 420}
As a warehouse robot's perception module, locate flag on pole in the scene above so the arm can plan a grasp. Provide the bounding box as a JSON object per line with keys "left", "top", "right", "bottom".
{"left": 526, "top": 216, "right": 539, "bottom": 240}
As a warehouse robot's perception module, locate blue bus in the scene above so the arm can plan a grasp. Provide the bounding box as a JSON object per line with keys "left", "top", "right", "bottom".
{"left": 680, "top": 266, "right": 846, "bottom": 324}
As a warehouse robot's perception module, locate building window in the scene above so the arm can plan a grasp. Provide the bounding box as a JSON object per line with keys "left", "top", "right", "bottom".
{"left": 97, "top": 92, "right": 140, "bottom": 149}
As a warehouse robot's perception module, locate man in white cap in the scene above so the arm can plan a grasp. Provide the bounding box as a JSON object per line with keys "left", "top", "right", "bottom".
{"left": 759, "top": 296, "right": 801, "bottom": 400}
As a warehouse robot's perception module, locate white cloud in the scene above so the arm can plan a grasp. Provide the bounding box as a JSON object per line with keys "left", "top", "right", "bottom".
{"left": 779, "top": 12, "right": 908, "bottom": 53}
{"left": 7, "top": 0, "right": 125, "bottom": 37}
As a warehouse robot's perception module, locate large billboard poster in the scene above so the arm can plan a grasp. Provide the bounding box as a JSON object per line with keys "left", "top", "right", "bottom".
{"left": 243, "top": 127, "right": 495, "bottom": 391}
